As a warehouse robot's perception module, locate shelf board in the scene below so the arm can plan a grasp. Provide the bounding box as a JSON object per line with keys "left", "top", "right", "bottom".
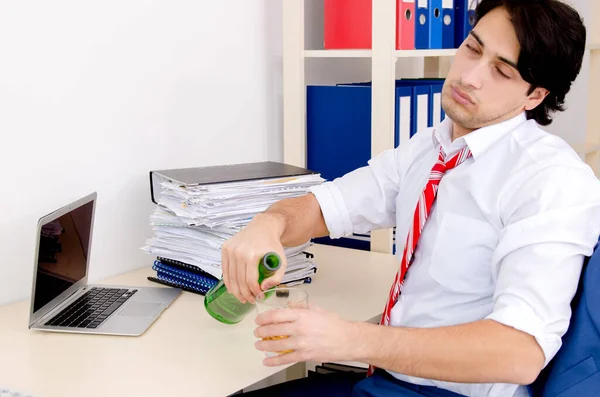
{"left": 303, "top": 49, "right": 457, "bottom": 59}
{"left": 568, "top": 142, "right": 600, "bottom": 154}
{"left": 395, "top": 49, "right": 457, "bottom": 58}
{"left": 304, "top": 50, "right": 372, "bottom": 58}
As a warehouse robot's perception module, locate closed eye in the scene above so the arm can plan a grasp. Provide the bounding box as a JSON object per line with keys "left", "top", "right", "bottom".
{"left": 465, "top": 44, "right": 480, "bottom": 54}
{"left": 496, "top": 67, "right": 510, "bottom": 79}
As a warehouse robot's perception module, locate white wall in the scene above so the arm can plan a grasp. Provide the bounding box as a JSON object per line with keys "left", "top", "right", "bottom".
{"left": 0, "top": 0, "right": 283, "bottom": 305}
{"left": 544, "top": 0, "right": 591, "bottom": 145}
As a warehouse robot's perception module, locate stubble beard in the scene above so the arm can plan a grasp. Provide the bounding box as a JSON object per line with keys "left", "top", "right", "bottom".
{"left": 441, "top": 84, "right": 524, "bottom": 130}
{"left": 441, "top": 87, "right": 483, "bottom": 130}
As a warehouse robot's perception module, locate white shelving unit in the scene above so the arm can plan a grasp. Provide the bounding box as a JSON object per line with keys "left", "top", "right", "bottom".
{"left": 282, "top": 1, "right": 600, "bottom": 254}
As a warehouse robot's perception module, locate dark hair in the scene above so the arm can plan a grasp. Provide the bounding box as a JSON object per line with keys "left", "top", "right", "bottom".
{"left": 475, "top": 0, "right": 587, "bottom": 126}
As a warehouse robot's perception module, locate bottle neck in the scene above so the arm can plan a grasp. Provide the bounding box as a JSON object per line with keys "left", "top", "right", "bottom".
{"left": 257, "top": 253, "right": 281, "bottom": 284}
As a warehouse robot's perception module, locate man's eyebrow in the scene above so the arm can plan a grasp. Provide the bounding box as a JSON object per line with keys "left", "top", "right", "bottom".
{"left": 469, "top": 31, "right": 484, "bottom": 47}
{"left": 468, "top": 31, "right": 519, "bottom": 70}
{"left": 497, "top": 55, "right": 518, "bottom": 70}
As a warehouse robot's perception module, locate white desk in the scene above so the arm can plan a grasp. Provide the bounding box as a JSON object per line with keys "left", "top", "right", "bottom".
{"left": 0, "top": 244, "right": 398, "bottom": 397}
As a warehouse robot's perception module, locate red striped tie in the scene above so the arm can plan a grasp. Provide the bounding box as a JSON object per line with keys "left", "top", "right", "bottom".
{"left": 367, "top": 145, "right": 472, "bottom": 376}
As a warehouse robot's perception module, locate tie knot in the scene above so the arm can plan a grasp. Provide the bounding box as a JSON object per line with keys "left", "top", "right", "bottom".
{"left": 438, "top": 146, "right": 472, "bottom": 171}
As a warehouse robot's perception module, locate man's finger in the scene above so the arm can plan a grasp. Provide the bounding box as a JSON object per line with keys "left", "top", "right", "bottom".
{"left": 255, "top": 307, "right": 303, "bottom": 326}
{"left": 254, "top": 323, "right": 295, "bottom": 339}
{"left": 227, "top": 249, "right": 242, "bottom": 302}
{"left": 221, "top": 246, "right": 230, "bottom": 290}
{"left": 237, "top": 254, "right": 252, "bottom": 304}
{"left": 246, "top": 253, "right": 262, "bottom": 299}
{"left": 255, "top": 335, "right": 296, "bottom": 354}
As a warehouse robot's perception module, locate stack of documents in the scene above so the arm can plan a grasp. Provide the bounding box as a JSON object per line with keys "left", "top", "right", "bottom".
{"left": 155, "top": 174, "right": 325, "bottom": 228}
{"left": 142, "top": 164, "right": 325, "bottom": 289}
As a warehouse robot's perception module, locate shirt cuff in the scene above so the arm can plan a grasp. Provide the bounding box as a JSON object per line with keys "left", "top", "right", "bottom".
{"left": 485, "top": 306, "right": 562, "bottom": 368}
{"left": 308, "top": 182, "right": 354, "bottom": 239}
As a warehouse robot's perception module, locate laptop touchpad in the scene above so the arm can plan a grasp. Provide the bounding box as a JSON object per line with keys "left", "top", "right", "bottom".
{"left": 118, "top": 302, "right": 162, "bottom": 318}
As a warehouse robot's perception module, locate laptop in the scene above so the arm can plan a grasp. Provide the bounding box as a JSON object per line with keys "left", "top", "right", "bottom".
{"left": 28, "top": 192, "right": 181, "bottom": 336}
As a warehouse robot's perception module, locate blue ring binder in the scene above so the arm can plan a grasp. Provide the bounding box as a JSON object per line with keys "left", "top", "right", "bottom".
{"left": 152, "top": 261, "right": 218, "bottom": 294}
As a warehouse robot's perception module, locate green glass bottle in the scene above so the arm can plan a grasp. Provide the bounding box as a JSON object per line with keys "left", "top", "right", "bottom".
{"left": 204, "top": 252, "right": 281, "bottom": 324}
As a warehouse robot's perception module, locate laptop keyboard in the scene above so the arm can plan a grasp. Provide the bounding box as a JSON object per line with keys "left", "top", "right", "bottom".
{"left": 44, "top": 287, "right": 138, "bottom": 329}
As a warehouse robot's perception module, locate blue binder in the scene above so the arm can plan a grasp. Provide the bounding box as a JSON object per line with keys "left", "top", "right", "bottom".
{"left": 455, "top": 0, "right": 478, "bottom": 48}
{"left": 151, "top": 259, "right": 219, "bottom": 295}
{"left": 430, "top": 0, "right": 443, "bottom": 49}
{"left": 415, "top": 0, "right": 430, "bottom": 49}
{"left": 394, "top": 86, "right": 414, "bottom": 147}
{"left": 429, "top": 83, "right": 444, "bottom": 126}
{"left": 413, "top": 85, "right": 431, "bottom": 135}
{"left": 307, "top": 84, "right": 374, "bottom": 252}
{"left": 331, "top": 79, "right": 442, "bottom": 145}
{"left": 442, "top": 0, "right": 455, "bottom": 49}
{"left": 307, "top": 79, "right": 445, "bottom": 182}
{"left": 307, "top": 85, "right": 371, "bottom": 182}
{"left": 396, "top": 79, "right": 444, "bottom": 137}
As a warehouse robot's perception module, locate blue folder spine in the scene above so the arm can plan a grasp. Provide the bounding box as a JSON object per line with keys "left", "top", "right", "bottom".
{"left": 430, "top": 0, "right": 443, "bottom": 49}
{"left": 454, "top": 0, "right": 477, "bottom": 48}
{"left": 441, "top": 0, "right": 455, "bottom": 49}
{"left": 415, "top": 0, "right": 430, "bottom": 49}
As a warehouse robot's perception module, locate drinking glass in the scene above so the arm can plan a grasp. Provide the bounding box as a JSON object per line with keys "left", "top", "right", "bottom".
{"left": 255, "top": 287, "right": 309, "bottom": 357}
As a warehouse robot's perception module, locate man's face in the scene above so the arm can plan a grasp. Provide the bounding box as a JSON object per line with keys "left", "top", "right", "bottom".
{"left": 442, "top": 7, "right": 541, "bottom": 131}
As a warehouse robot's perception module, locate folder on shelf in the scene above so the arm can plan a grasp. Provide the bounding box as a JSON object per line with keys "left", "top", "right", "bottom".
{"left": 397, "top": 0, "right": 416, "bottom": 50}
{"left": 395, "top": 78, "right": 443, "bottom": 133}
{"left": 413, "top": 84, "right": 430, "bottom": 135}
{"left": 429, "top": 83, "right": 444, "bottom": 126}
{"left": 415, "top": 0, "right": 430, "bottom": 49}
{"left": 395, "top": 86, "right": 413, "bottom": 147}
{"left": 442, "top": 0, "right": 455, "bottom": 49}
{"left": 307, "top": 85, "right": 372, "bottom": 182}
{"left": 325, "top": 0, "right": 424, "bottom": 51}
{"left": 324, "top": 0, "right": 372, "bottom": 49}
{"left": 325, "top": 78, "right": 445, "bottom": 143}
{"left": 455, "top": 0, "right": 478, "bottom": 48}
{"left": 429, "top": 0, "right": 443, "bottom": 49}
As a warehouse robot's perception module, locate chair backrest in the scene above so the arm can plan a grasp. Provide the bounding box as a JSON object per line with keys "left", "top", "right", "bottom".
{"left": 528, "top": 238, "right": 600, "bottom": 397}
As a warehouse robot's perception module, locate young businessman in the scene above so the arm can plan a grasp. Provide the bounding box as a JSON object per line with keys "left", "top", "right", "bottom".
{"left": 222, "top": 1, "right": 600, "bottom": 396}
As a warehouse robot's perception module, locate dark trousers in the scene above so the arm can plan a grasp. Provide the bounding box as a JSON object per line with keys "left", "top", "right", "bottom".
{"left": 241, "top": 369, "right": 466, "bottom": 397}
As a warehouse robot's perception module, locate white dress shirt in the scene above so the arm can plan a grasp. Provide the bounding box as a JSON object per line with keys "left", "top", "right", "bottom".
{"left": 309, "top": 112, "right": 600, "bottom": 397}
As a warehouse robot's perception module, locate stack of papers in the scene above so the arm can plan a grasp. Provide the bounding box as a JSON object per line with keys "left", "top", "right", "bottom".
{"left": 156, "top": 174, "right": 325, "bottom": 228}
{"left": 142, "top": 174, "right": 325, "bottom": 286}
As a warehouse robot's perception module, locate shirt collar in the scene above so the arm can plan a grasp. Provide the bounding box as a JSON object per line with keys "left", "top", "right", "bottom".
{"left": 433, "top": 112, "right": 528, "bottom": 161}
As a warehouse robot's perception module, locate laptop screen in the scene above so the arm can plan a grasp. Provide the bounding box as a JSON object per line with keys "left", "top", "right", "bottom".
{"left": 33, "top": 200, "right": 93, "bottom": 313}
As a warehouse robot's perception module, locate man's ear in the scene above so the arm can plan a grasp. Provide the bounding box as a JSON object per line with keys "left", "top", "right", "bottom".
{"left": 524, "top": 87, "right": 549, "bottom": 111}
